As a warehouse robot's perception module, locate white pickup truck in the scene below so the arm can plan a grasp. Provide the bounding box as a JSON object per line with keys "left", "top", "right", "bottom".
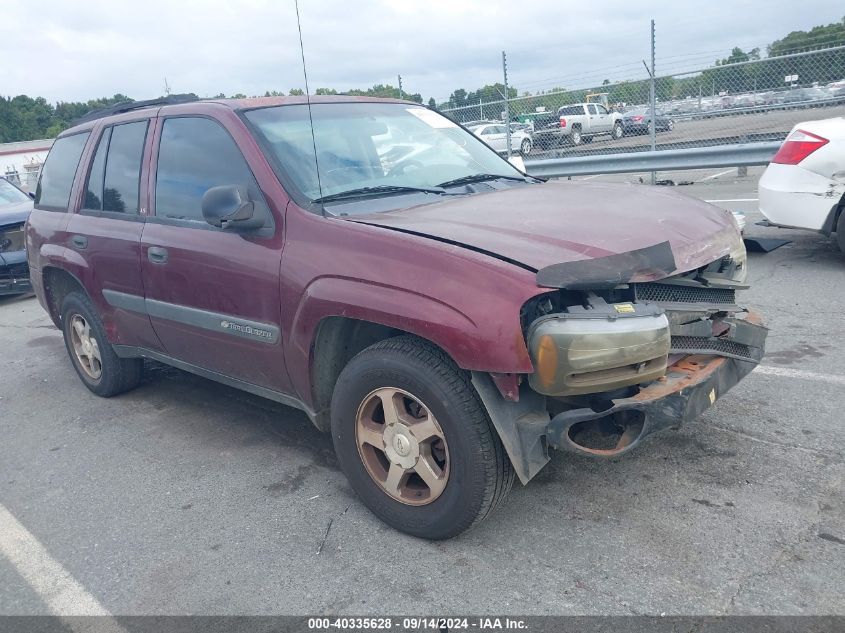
{"left": 532, "top": 103, "right": 624, "bottom": 149}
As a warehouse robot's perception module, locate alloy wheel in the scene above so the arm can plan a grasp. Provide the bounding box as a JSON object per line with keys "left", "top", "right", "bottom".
{"left": 355, "top": 387, "right": 449, "bottom": 506}
{"left": 69, "top": 314, "right": 102, "bottom": 380}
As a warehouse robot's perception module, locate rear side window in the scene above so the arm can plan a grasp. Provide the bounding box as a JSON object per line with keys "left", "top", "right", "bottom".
{"left": 84, "top": 122, "right": 148, "bottom": 214}
{"left": 155, "top": 117, "right": 260, "bottom": 222}
{"left": 558, "top": 105, "right": 583, "bottom": 116}
{"left": 35, "top": 132, "right": 90, "bottom": 209}
{"left": 103, "top": 121, "right": 148, "bottom": 214}
{"left": 84, "top": 129, "right": 110, "bottom": 210}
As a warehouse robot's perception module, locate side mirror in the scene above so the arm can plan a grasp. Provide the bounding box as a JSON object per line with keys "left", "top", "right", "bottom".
{"left": 28, "top": 191, "right": 35, "bottom": 200}
{"left": 201, "top": 185, "right": 260, "bottom": 230}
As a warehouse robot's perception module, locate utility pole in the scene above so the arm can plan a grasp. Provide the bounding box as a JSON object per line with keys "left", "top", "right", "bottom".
{"left": 502, "top": 51, "right": 512, "bottom": 158}
{"left": 397, "top": 74, "right": 403, "bottom": 100}
{"left": 479, "top": 97, "right": 484, "bottom": 121}
{"left": 649, "top": 20, "right": 656, "bottom": 185}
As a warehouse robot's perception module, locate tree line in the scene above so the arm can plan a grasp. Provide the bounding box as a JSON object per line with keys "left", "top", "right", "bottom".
{"left": 440, "top": 17, "right": 845, "bottom": 121}
{"left": 0, "top": 84, "right": 425, "bottom": 144}
{"left": 2, "top": 17, "right": 843, "bottom": 142}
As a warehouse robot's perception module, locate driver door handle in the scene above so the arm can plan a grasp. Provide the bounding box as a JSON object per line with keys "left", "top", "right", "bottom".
{"left": 147, "top": 246, "right": 168, "bottom": 264}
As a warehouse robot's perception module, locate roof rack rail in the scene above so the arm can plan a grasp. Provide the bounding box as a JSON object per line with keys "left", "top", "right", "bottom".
{"left": 72, "top": 94, "right": 200, "bottom": 126}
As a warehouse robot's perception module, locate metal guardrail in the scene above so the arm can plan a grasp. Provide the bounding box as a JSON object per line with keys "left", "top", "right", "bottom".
{"left": 523, "top": 141, "right": 782, "bottom": 178}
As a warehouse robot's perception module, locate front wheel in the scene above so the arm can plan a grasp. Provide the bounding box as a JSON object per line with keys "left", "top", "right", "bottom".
{"left": 60, "top": 291, "right": 142, "bottom": 397}
{"left": 331, "top": 336, "right": 513, "bottom": 539}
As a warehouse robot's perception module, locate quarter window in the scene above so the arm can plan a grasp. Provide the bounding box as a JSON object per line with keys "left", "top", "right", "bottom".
{"left": 35, "top": 132, "right": 90, "bottom": 209}
{"left": 155, "top": 117, "right": 260, "bottom": 222}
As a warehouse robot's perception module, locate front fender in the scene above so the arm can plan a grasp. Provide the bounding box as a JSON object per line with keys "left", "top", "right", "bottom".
{"left": 286, "top": 275, "right": 535, "bottom": 407}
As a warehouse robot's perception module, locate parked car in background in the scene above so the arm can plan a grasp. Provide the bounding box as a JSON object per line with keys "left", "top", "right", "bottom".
{"left": 470, "top": 123, "right": 532, "bottom": 155}
{"left": 0, "top": 176, "right": 33, "bottom": 296}
{"left": 621, "top": 107, "right": 675, "bottom": 135}
{"left": 782, "top": 87, "right": 828, "bottom": 106}
{"left": 532, "top": 103, "right": 624, "bottom": 149}
{"left": 27, "top": 95, "right": 765, "bottom": 539}
{"left": 759, "top": 117, "right": 845, "bottom": 253}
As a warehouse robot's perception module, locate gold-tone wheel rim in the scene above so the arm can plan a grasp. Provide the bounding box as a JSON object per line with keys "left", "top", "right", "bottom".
{"left": 355, "top": 387, "right": 449, "bottom": 506}
{"left": 69, "top": 314, "right": 102, "bottom": 380}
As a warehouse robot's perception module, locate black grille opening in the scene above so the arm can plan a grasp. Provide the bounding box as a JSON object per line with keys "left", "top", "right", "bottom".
{"left": 671, "top": 335, "right": 753, "bottom": 360}
{"left": 635, "top": 283, "right": 736, "bottom": 305}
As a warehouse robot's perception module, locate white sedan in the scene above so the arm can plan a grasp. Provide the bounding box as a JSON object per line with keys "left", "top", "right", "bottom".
{"left": 470, "top": 123, "right": 533, "bottom": 156}
{"left": 758, "top": 116, "right": 845, "bottom": 251}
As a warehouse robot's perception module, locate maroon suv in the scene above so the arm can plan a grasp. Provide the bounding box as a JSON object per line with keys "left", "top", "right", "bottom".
{"left": 26, "top": 95, "right": 767, "bottom": 539}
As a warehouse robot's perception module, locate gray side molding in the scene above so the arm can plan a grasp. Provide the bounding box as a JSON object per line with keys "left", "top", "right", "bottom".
{"left": 471, "top": 372, "right": 551, "bottom": 485}
{"left": 102, "top": 289, "right": 280, "bottom": 344}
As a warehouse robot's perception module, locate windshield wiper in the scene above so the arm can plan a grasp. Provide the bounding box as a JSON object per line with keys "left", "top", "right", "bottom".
{"left": 312, "top": 185, "right": 448, "bottom": 204}
{"left": 436, "top": 173, "right": 529, "bottom": 188}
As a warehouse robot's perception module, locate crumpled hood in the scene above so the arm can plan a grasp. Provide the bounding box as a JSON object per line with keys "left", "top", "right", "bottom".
{"left": 349, "top": 181, "right": 742, "bottom": 277}
{"left": 0, "top": 200, "right": 32, "bottom": 228}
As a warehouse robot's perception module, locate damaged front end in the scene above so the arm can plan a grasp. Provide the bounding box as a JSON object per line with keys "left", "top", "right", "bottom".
{"left": 475, "top": 239, "right": 767, "bottom": 484}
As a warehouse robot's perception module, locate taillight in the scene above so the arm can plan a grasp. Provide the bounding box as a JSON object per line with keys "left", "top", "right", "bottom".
{"left": 772, "top": 129, "right": 829, "bottom": 165}
{"left": 632, "top": 115, "right": 645, "bottom": 122}
{"left": 559, "top": 117, "right": 567, "bottom": 128}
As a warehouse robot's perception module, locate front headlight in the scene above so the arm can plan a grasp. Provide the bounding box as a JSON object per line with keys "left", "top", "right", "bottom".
{"left": 728, "top": 226, "right": 747, "bottom": 284}
{"left": 0, "top": 224, "right": 25, "bottom": 253}
{"left": 527, "top": 302, "right": 671, "bottom": 397}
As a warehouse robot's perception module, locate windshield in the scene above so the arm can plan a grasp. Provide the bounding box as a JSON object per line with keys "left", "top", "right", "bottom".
{"left": 244, "top": 103, "right": 524, "bottom": 207}
{"left": 0, "top": 179, "right": 30, "bottom": 206}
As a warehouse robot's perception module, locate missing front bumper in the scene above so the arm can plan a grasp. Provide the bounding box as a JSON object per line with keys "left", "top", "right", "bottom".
{"left": 546, "top": 354, "right": 757, "bottom": 456}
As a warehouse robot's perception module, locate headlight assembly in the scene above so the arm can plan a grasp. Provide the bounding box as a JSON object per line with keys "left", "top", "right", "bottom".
{"left": 0, "top": 224, "right": 25, "bottom": 253}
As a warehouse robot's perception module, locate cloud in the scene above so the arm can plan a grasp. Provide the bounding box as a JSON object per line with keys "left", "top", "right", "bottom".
{"left": 1, "top": 0, "right": 842, "bottom": 103}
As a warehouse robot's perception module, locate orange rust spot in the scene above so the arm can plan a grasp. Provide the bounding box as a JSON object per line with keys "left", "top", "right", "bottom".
{"left": 631, "top": 355, "right": 725, "bottom": 402}
{"left": 744, "top": 309, "right": 765, "bottom": 327}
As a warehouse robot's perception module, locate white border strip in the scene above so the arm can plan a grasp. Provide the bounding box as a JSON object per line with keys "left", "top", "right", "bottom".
{"left": 754, "top": 365, "right": 845, "bottom": 386}
{"left": 0, "top": 502, "right": 126, "bottom": 629}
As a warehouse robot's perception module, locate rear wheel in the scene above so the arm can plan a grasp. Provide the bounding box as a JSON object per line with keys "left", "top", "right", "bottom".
{"left": 612, "top": 121, "right": 624, "bottom": 139}
{"left": 836, "top": 209, "right": 845, "bottom": 253}
{"left": 331, "top": 336, "right": 513, "bottom": 539}
{"left": 666, "top": 119, "right": 675, "bottom": 131}
{"left": 520, "top": 137, "right": 532, "bottom": 156}
{"left": 60, "top": 292, "right": 142, "bottom": 397}
{"left": 570, "top": 127, "right": 583, "bottom": 146}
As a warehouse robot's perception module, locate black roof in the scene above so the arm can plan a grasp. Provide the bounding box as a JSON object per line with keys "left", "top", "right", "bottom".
{"left": 72, "top": 94, "right": 199, "bottom": 125}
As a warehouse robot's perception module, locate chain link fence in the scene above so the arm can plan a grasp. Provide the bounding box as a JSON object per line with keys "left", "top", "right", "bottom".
{"left": 439, "top": 45, "right": 845, "bottom": 161}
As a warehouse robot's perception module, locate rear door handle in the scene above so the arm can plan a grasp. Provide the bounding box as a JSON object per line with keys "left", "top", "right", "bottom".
{"left": 147, "top": 246, "right": 168, "bottom": 264}
{"left": 71, "top": 235, "right": 88, "bottom": 249}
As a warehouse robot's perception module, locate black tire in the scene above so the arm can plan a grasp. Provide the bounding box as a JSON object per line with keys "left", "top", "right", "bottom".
{"left": 836, "top": 210, "right": 845, "bottom": 253}
{"left": 570, "top": 127, "right": 583, "bottom": 146}
{"left": 520, "top": 137, "right": 532, "bottom": 156}
{"left": 612, "top": 122, "right": 624, "bottom": 140}
{"left": 60, "top": 291, "right": 142, "bottom": 397}
{"left": 330, "top": 336, "right": 514, "bottom": 539}
{"left": 666, "top": 119, "right": 675, "bottom": 131}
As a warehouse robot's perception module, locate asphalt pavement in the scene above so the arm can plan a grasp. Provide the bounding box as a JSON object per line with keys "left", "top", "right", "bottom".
{"left": 1, "top": 168, "right": 843, "bottom": 616}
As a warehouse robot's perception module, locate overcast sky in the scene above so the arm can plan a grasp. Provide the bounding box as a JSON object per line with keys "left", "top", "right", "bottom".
{"left": 2, "top": 0, "right": 843, "bottom": 104}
